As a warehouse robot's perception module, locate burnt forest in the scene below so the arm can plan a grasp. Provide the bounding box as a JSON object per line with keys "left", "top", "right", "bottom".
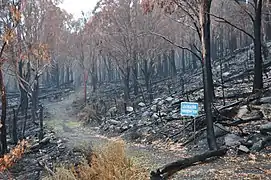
{"left": 0, "top": 0, "right": 270, "bottom": 179}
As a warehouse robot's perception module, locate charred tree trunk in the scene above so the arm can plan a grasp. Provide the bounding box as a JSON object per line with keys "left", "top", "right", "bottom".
{"left": 122, "top": 68, "right": 130, "bottom": 114}
{"left": 210, "top": 30, "right": 217, "bottom": 60}
{"left": 157, "top": 55, "right": 163, "bottom": 78}
{"left": 104, "top": 57, "right": 112, "bottom": 82}
{"left": 12, "top": 109, "right": 18, "bottom": 144}
{"left": 91, "top": 62, "right": 98, "bottom": 92}
{"left": 22, "top": 102, "right": 28, "bottom": 139}
{"left": 181, "top": 48, "right": 186, "bottom": 73}
{"left": 191, "top": 44, "right": 199, "bottom": 70}
{"left": 60, "top": 65, "right": 64, "bottom": 84}
{"left": 31, "top": 75, "right": 39, "bottom": 123}
{"left": 18, "top": 61, "right": 28, "bottom": 114}
{"left": 266, "top": 14, "right": 271, "bottom": 40}
{"left": 39, "top": 105, "right": 44, "bottom": 141}
{"left": 121, "top": 66, "right": 130, "bottom": 105}
{"left": 0, "top": 67, "right": 7, "bottom": 155}
{"left": 70, "top": 68, "right": 74, "bottom": 86}
{"left": 170, "top": 49, "right": 177, "bottom": 76}
{"left": 205, "top": 43, "right": 214, "bottom": 99}
{"left": 54, "top": 63, "right": 59, "bottom": 88}
{"left": 163, "top": 52, "right": 169, "bottom": 77}
{"left": 132, "top": 52, "right": 139, "bottom": 96}
{"left": 199, "top": 0, "right": 217, "bottom": 150}
{"left": 46, "top": 68, "right": 50, "bottom": 87}
{"left": 230, "top": 27, "right": 237, "bottom": 52}
{"left": 253, "top": 0, "right": 263, "bottom": 92}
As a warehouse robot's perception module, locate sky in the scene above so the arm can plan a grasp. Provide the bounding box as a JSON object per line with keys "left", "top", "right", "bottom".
{"left": 59, "top": 0, "right": 100, "bottom": 19}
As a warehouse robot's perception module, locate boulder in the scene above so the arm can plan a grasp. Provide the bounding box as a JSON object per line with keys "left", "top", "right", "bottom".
{"left": 214, "top": 124, "right": 229, "bottom": 137}
{"left": 224, "top": 133, "right": 242, "bottom": 147}
{"left": 238, "top": 145, "right": 250, "bottom": 153}
{"left": 250, "top": 140, "right": 263, "bottom": 152}
{"left": 260, "top": 104, "right": 271, "bottom": 119}
{"left": 236, "top": 106, "right": 249, "bottom": 118}
{"left": 260, "top": 122, "right": 271, "bottom": 134}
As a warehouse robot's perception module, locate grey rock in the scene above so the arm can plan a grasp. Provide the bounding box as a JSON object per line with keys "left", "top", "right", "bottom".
{"left": 171, "top": 99, "right": 181, "bottom": 105}
{"left": 40, "top": 136, "right": 51, "bottom": 144}
{"left": 222, "top": 72, "right": 230, "bottom": 77}
{"left": 108, "top": 107, "right": 118, "bottom": 116}
{"left": 142, "top": 111, "right": 151, "bottom": 118}
{"left": 108, "top": 107, "right": 117, "bottom": 113}
{"left": 238, "top": 145, "right": 250, "bottom": 153}
{"left": 172, "top": 109, "right": 179, "bottom": 113}
{"left": 126, "top": 106, "right": 134, "bottom": 112}
{"left": 250, "top": 140, "right": 263, "bottom": 152}
{"left": 260, "top": 123, "right": 271, "bottom": 133}
{"left": 151, "top": 113, "right": 159, "bottom": 119}
{"left": 153, "top": 98, "right": 161, "bottom": 104}
{"left": 260, "top": 96, "right": 271, "bottom": 104}
{"left": 109, "top": 125, "right": 115, "bottom": 130}
{"left": 171, "top": 113, "right": 179, "bottom": 119}
{"left": 158, "top": 100, "right": 165, "bottom": 106}
{"left": 138, "top": 120, "right": 144, "bottom": 126}
{"left": 236, "top": 106, "right": 249, "bottom": 118}
{"left": 165, "top": 97, "right": 174, "bottom": 102}
{"left": 136, "top": 126, "right": 152, "bottom": 136}
{"left": 214, "top": 124, "right": 229, "bottom": 137}
{"left": 151, "top": 105, "right": 157, "bottom": 112}
{"left": 224, "top": 134, "right": 242, "bottom": 147}
{"left": 30, "top": 143, "right": 40, "bottom": 150}
{"left": 138, "top": 102, "right": 146, "bottom": 107}
{"left": 108, "top": 119, "right": 121, "bottom": 125}
{"left": 121, "top": 125, "right": 129, "bottom": 131}
{"left": 159, "top": 112, "right": 167, "bottom": 117}
{"left": 115, "top": 126, "right": 121, "bottom": 132}
{"left": 57, "top": 143, "right": 65, "bottom": 150}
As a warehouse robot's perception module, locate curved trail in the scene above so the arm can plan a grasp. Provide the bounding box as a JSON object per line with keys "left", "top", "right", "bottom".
{"left": 42, "top": 90, "right": 183, "bottom": 178}
{"left": 43, "top": 90, "right": 264, "bottom": 180}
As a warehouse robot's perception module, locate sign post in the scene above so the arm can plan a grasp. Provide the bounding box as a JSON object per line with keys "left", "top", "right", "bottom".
{"left": 180, "top": 102, "right": 199, "bottom": 117}
{"left": 180, "top": 102, "right": 199, "bottom": 144}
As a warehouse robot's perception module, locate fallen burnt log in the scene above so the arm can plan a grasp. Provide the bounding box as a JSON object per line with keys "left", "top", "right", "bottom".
{"left": 150, "top": 148, "right": 228, "bottom": 180}
{"left": 219, "top": 114, "right": 263, "bottom": 126}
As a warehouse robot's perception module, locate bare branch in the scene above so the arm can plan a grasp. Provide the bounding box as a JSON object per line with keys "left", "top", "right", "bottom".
{"left": 234, "top": 0, "right": 255, "bottom": 22}
{"left": 150, "top": 31, "right": 202, "bottom": 61}
{"left": 210, "top": 13, "right": 255, "bottom": 40}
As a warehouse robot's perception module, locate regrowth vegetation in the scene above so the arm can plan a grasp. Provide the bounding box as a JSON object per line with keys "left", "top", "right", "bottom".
{"left": 44, "top": 140, "right": 149, "bottom": 180}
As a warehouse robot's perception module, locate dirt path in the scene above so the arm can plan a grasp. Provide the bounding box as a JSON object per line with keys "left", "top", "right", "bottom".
{"left": 42, "top": 90, "right": 271, "bottom": 180}
{"left": 42, "top": 90, "right": 183, "bottom": 177}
